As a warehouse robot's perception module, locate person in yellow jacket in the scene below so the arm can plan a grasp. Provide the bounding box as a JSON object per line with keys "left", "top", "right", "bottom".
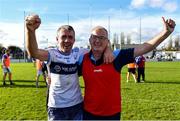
{"left": 126, "top": 62, "right": 137, "bottom": 83}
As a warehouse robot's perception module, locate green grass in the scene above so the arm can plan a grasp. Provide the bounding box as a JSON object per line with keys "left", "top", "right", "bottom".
{"left": 0, "top": 62, "right": 180, "bottom": 120}
{"left": 0, "top": 63, "right": 47, "bottom": 120}
{"left": 121, "top": 62, "right": 180, "bottom": 120}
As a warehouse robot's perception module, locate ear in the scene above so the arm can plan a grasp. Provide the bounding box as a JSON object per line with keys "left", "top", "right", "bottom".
{"left": 56, "top": 36, "right": 58, "bottom": 42}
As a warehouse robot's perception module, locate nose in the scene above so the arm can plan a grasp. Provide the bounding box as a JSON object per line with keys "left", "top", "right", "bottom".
{"left": 94, "top": 38, "right": 101, "bottom": 43}
{"left": 64, "top": 38, "right": 70, "bottom": 42}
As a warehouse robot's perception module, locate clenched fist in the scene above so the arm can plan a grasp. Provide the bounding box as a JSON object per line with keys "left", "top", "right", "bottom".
{"left": 25, "top": 14, "right": 41, "bottom": 32}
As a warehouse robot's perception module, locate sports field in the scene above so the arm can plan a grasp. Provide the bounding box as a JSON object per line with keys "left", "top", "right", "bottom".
{"left": 0, "top": 62, "right": 179, "bottom": 120}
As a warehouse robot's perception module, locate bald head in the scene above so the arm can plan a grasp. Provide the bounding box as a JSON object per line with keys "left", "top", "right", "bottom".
{"left": 89, "top": 26, "right": 109, "bottom": 60}
{"left": 91, "top": 26, "right": 108, "bottom": 39}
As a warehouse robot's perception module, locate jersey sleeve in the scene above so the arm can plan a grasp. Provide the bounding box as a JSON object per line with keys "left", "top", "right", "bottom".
{"left": 79, "top": 48, "right": 89, "bottom": 56}
{"left": 113, "top": 48, "right": 135, "bottom": 71}
{"left": 2, "top": 55, "right": 7, "bottom": 60}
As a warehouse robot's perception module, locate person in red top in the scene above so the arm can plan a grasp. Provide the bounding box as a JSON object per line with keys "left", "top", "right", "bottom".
{"left": 127, "top": 62, "right": 137, "bottom": 83}
{"left": 78, "top": 17, "right": 175, "bottom": 120}
{"left": 1, "top": 49, "right": 13, "bottom": 86}
{"left": 135, "top": 55, "right": 146, "bottom": 83}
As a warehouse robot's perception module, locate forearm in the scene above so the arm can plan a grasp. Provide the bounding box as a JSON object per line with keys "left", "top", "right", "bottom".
{"left": 144, "top": 30, "right": 170, "bottom": 49}
{"left": 104, "top": 40, "right": 112, "bottom": 53}
{"left": 26, "top": 31, "right": 48, "bottom": 61}
{"left": 103, "top": 40, "right": 114, "bottom": 63}
{"left": 134, "top": 30, "right": 171, "bottom": 57}
{"left": 26, "top": 30, "right": 39, "bottom": 58}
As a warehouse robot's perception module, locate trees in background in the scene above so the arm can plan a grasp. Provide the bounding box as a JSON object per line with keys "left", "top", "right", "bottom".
{"left": 8, "top": 46, "right": 24, "bottom": 59}
{"left": 0, "top": 44, "right": 24, "bottom": 59}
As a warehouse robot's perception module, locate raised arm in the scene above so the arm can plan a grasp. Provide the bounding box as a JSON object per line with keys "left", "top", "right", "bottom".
{"left": 134, "top": 17, "right": 176, "bottom": 57}
{"left": 25, "top": 14, "right": 48, "bottom": 61}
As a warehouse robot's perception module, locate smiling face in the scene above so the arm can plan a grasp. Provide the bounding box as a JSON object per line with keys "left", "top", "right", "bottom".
{"left": 56, "top": 25, "right": 75, "bottom": 54}
{"left": 89, "top": 26, "right": 109, "bottom": 54}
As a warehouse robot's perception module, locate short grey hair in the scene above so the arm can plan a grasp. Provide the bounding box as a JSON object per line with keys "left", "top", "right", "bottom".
{"left": 57, "top": 25, "right": 75, "bottom": 36}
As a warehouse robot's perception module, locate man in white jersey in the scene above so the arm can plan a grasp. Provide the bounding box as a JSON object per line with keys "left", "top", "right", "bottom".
{"left": 25, "top": 14, "right": 113, "bottom": 120}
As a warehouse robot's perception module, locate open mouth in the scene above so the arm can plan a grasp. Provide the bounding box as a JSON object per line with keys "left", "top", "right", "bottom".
{"left": 64, "top": 44, "right": 72, "bottom": 49}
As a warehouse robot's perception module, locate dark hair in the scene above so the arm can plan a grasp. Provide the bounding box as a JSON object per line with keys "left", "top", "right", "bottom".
{"left": 57, "top": 25, "right": 75, "bottom": 36}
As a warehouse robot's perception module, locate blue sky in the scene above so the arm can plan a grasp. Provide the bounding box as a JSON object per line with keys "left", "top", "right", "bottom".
{"left": 0, "top": 0, "right": 180, "bottom": 49}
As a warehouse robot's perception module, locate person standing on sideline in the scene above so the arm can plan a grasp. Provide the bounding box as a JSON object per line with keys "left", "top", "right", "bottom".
{"left": 1, "top": 49, "right": 14, "bottom": 85}
{"left": 35, "top": 59, "right": 47, "bottom": 87}
{"left": 78, "top": 17, "right": 176, "bottom": 120}
{"left": 126, "top": 62, "right": 137, "bottom": 83}
{"left": 25, "top": 14, "right": 113, "bottom": 120}
{"left": 135, "top": 55, "right": 146, "bottom": 83}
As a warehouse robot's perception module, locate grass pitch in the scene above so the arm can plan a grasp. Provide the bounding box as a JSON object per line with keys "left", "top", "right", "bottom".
{"left": 0, "top": 62, "right": 179, "bottom": 120}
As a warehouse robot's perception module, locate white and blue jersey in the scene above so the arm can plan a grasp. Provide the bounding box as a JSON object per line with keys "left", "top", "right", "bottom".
{"left": 47, "top": 47, "right": 87, "bottom": 108}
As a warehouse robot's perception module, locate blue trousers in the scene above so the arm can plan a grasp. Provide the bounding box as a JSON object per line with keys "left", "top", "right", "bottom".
{"left": 48, "top": 102, "right": 83, "bottom": 120}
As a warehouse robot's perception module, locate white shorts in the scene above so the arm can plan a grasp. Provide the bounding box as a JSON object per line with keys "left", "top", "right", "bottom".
{"left": 37, "top": 70, "right": 43, "bottom": 76}
{"left": 3, "top": 67, "right": 11, "bottom": 73}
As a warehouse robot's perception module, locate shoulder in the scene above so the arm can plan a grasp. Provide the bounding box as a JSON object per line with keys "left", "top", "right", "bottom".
{"left": 114, "top": 48, "right": 134, "bottom": 58}
{"left": 72, "top": 47, "right": 80, "bottom": 54}
{"left": 113, "top": 48, "right": 135, "bottom": 67}
{"left": 48, "top": 48, "right": 61, "bottom": 57}
{"left": 48, "top": 48, "right": 58, "bottom": 53}
{"left": 72, "top": 47, "right": 79, "bottom": 52}
{"left": 2, "top": 54, "right": 8, "bottom": 59}
{"left": 73, "top": 47, "right": 89, "bottom": 55}
{"left": 78, "top": 52, "right": 89, "bottom": 65}
{"left": 72, "top": 47, "right": 89, "bottom": 60}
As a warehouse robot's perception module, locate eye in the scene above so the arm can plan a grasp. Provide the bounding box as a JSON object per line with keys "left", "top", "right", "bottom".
{"left": 91, "top": 35, "right": 98, "bottom": 39}
{"left": 99, "top": 36, "right": 104, "bottom": 40}
{"left": 61, "top": 35, "right": 67, "bottom": 40}
{"left": 68, "top": 35, "right": 73, "bottom": 39}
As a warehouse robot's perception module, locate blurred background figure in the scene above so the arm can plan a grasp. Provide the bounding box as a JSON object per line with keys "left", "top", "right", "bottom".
{"left": 1, "top": 49, "right": 14, "bottom": 86}
{"left": 126, "top": 62, "right": 137, "bottom": 83}
{"left": 35, "top": 59, "right": 48, "bottom": 87}
{"left": 135, "top": 55, "right": 146, "bottom": 83}
{"left": 32, "top": 58, "right": 36, "bottom": 67}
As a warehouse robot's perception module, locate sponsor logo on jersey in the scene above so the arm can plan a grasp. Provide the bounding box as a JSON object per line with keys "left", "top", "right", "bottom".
{"left": 94, "top": 69, "right": 103, "bottom": 72}
{"left": 54, "top": 65, "right": 61, "bottom": 72}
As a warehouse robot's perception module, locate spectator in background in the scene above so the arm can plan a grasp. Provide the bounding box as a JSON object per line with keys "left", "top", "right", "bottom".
{"left": 35, "top": 59, "right": 47, "bottom": 87}
{"left": 126, "top": 62, "right": 137, "bottom": 83}
{"left": 135, "top": 55, "right": 146, "bottom": 83}
{"left": 1, "top": 49, "right": 14, "bottom": 85}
